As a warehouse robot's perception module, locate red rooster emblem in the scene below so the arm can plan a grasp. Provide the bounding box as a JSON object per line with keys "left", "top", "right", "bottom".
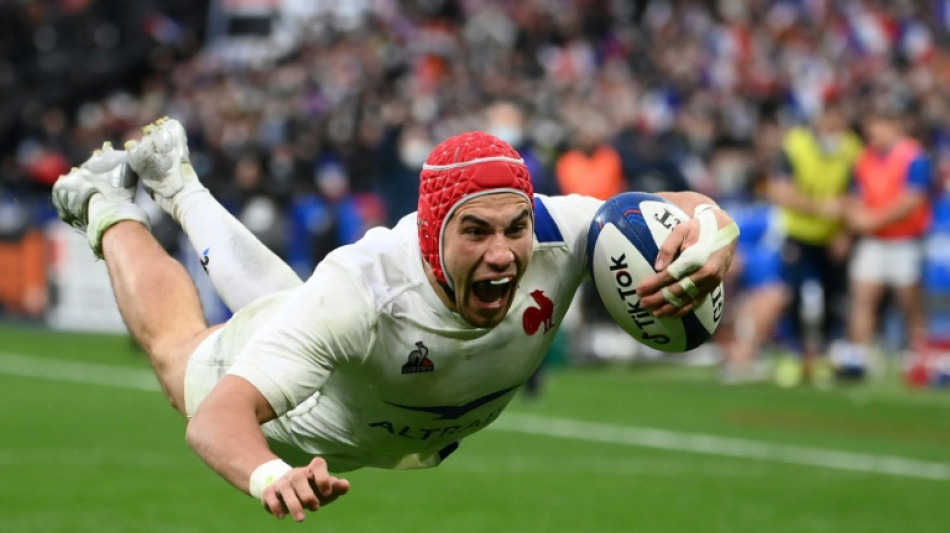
{"left": 522, "top": 289, "right": 555, "bottom": 335}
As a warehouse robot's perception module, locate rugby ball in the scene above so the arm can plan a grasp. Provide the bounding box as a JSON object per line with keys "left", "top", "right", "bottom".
{"left": 586, "top": 192, "right": 724, "bottom": 352}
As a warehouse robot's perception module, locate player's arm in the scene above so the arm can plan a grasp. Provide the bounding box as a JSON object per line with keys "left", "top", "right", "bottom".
{"left": 765, "top": 152, "right": 843, "bottom": 217}
{"left": 637, "top": 191, "right": 739, "bottom": 317}
{"left": 846, "top": 157, "right": 931, "bottom": 233}
{"left": 185, "top": 376, "right": 349, "bottom": 521}
{"left": 849, "top": 189, "right": 927, "bottom": 233}
{"left": 187, "top": 263, "right": 371, "bottom": 521}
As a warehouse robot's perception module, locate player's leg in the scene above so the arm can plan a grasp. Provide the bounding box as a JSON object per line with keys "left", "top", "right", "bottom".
{"left": 100, "top": 220, "right": 217, "bottom": 415}
{"left": 779, "top": 238, "right": 807, "bottom": 351}
{"left": 52, "top": 144, "right": 210, "bottom": 415}
{"left": 724, "top": 282, "right": 788, "bottom": 383}
{"left": 126, "top": 117, "right": 302, "bottom": 313}
{"left": 890, "top": 240, "right": 928, "bottom": 348}
{"left": 894, "top": 283, "right": 927, "bottom": 347}
{"left": 819, "top": 244, "right": 848, "bottom": 346}
{"left": 846, "top": 239, "right": 887, "bottom": 350}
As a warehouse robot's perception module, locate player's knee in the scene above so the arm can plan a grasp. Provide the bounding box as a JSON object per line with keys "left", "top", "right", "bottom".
{"left": 159, "top": 384, "right": 186, "bottom": 415}
{"left": 142, "top": 342, "right": 190, "bottom": 415}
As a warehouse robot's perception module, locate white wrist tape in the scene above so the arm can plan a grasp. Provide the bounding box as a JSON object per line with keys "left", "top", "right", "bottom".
{"left": 665, "top": 204, "right": 740, "bottom": 280}
{"left": 249, "top": 459, "right": 292, "bottom": 501}
{"left": 713, "top": 221, "right": 740, "bottom": 251}
{"left": 666, "top": 206, "right": 718, "bottom": 280}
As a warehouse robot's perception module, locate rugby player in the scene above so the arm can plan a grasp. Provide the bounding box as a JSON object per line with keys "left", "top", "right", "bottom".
{"left": 52, "top": 118, "right": 737, "bottom": 522}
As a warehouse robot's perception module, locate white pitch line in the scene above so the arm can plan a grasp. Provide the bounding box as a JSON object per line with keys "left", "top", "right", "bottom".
{"left": 0, "top": 351, "right": 160, "bottom": 391}
{"left": 2, "top": 351, "right": 949, "bottom": 480}
{"left": 490, "top": 413, "right": 950, "bottom": 481}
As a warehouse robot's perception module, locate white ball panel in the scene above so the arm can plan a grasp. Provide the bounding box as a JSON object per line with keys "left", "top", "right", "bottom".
{"left": 590, "top": 223, "right": 688, "bottom": 352}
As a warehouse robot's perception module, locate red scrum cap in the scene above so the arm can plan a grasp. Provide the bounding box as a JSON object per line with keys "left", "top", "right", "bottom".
{"left": 418, "top": 131, "right": 533, "bottom": 289}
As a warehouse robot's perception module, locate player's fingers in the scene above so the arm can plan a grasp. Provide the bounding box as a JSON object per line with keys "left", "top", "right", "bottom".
{"left": 636, "top": 269, "right": 676, "bottom": 303}
{"left": 319, "top": 478, "right": 351, "bottom": 506}
{"left": 290, "top": 473, "right": 321, "bottom": 512}
{"left": 306, "top": 457, "right": 333, "bottom": 497}
{"left": 637, "top": 270, "right": 681, "bottom": 312}
{"left": 653, "top": 221, "right": 692, "bottom": 272}
{"left": 650, "top": 275, "right": 707, "bottom": 317}
{"left": 670, "top": 298, "right": 701, "bottom": 319}
{"left": 277, "top": 483, "right": 308, "bottom": 522}
{"left": 650, "top": 301, "right": 677, "bottom": 317}
{"left": 638, "top": 219, "right": 710, "bottom": 302}
{"left": 261, "top": 487, "right": 287, "bottom": 520}
{"left": 679, "top": 277, "right": 702, "bottom": 301}
{"left": 684, "top": 259, "right": 728, "bottom": 299}
{"left": 332, "top": 478, "right": 351, "bottom": 494}
{"left": 664, "top": 286, "right": 688, "bottom": 307}
{"left": 652, "top": 290, "right": 692, "bottom": 317}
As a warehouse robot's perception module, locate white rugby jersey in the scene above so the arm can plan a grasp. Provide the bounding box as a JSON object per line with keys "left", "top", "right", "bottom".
{"left": 222, "top": 194, "right": 602, "bottom": 472}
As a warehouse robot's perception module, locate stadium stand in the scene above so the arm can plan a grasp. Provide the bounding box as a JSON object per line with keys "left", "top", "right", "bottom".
{"left": 3, "top": 0, "right": 950, "bottom": 370}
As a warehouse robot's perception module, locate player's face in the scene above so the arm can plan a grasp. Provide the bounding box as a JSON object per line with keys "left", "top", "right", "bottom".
{"left": 864, "top": 116, "right": 901, "bottom": 150}
{"left": 442, "top": 193, "right": 534, "bottom": 328}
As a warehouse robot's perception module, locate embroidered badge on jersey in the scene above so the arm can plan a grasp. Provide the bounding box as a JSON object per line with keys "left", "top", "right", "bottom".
{"left": 401, "top": 341, "right": 434, "bottom": 374}
{"left": 522, "top": 289, "right": 555, "bottom": 335}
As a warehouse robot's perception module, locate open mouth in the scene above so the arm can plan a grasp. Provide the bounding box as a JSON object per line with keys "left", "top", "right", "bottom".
{"left": 471, "top": 276, "right": 514, "bottom": 306}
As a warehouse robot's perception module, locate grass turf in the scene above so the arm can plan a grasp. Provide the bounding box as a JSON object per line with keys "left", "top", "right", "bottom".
{"left": 1, "top": 325, "right": 949, "bottom": 532}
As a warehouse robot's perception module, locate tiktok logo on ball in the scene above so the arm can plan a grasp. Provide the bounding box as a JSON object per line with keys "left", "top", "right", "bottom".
{"left": 610, "top": 253, "right": 670, "bottom": 346}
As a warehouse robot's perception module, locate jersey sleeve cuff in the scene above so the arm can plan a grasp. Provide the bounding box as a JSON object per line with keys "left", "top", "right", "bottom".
{"left": 226, "top": 361, "right": 294, "bottom": 415}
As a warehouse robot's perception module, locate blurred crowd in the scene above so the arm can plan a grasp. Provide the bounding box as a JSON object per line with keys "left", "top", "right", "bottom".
{"left": 4, "top": 0, "right": 950, "bottom": 380}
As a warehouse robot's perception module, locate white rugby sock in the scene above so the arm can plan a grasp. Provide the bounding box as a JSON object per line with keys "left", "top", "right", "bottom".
{"left": 173, "top": 189, "right": 302, "bottom": 311}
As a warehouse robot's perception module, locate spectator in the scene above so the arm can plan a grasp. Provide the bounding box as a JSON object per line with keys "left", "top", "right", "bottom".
{"left": 719, "top": 201, "right": 788, "bottom": 384}
{"left": 838, "top": 107, "right": 935, "bottom": 377}
{"left": 485, "top": 100, "right": 559, "bottom": 196}
{"left": 555, "top": 112, "right": 625, "bottom": 200}
{"left": 7, "top": 0, "right": 950, "bottom": 367}
{"left": 288, "top": 159, "right": 385, "bottom": 277}
{"left": 766, "top": 104, "right": 862, "bottom": 383}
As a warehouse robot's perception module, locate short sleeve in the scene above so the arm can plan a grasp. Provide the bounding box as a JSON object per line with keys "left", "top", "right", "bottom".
{"left": 226, "top": 259, "right": 375, "bottom": 416}
{"left": 906, "top": 156, "right": 933, "bottom": 192}
{"left": 534, "top": 193, "right": 604, "bottom": 268}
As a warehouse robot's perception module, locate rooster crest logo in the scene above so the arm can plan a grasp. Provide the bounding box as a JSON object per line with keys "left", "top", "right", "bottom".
{"left": 401, "top": 341, "right": 434, "bottom": 374}
{"left": 522, "top": 289, "right": 555, "bottom": 335}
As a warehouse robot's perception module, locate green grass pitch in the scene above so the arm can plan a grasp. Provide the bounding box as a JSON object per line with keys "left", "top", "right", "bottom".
{"left": 2, "top": 325, "right": 950, "bottom": 532}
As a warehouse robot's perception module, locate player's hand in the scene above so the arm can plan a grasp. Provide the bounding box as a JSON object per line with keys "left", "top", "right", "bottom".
{"left": 260, "top": 457, "right": 350, "bottom": 522}
{"left": 636, "top": 209, "right": 737, "bottom": 318}
{"left": 844, "top": 207, "right": 877, "bottom": 234}
{"left": 817, "top": 198, "right": 845, "bottom": 219}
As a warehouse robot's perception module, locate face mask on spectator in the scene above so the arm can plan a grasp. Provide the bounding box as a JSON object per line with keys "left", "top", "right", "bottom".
{"left": 817, "top": 133, "right": 841, "bottom": 154}
{"left": 487, "top": 124, "right": 524, "bottom": 148}
{"left": 399, "top": 139, "right": 433, "bottom": 169}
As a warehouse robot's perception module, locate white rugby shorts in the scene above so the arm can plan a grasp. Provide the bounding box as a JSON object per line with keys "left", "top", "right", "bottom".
{"left": 183, "top": 328, "right": 229, "bottom": 418}
{"left": 849, "top": 237, "right": 924, "bottom": 287}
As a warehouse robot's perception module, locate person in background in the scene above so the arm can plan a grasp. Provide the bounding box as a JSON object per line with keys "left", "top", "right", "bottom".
{"left": 766, "top": 104, "right": 862, "bottom": 385}
{"left": 555, "top": 113, "right": 626, "bottom": 201}
{"left": 839, "top": 107, "right": 935, "bottom": 377}
{"left": 718, "top": 201, "right": 788, "bottom": 384}
{"left": 485, "top": 101, "right": 560, "bottom": 197}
